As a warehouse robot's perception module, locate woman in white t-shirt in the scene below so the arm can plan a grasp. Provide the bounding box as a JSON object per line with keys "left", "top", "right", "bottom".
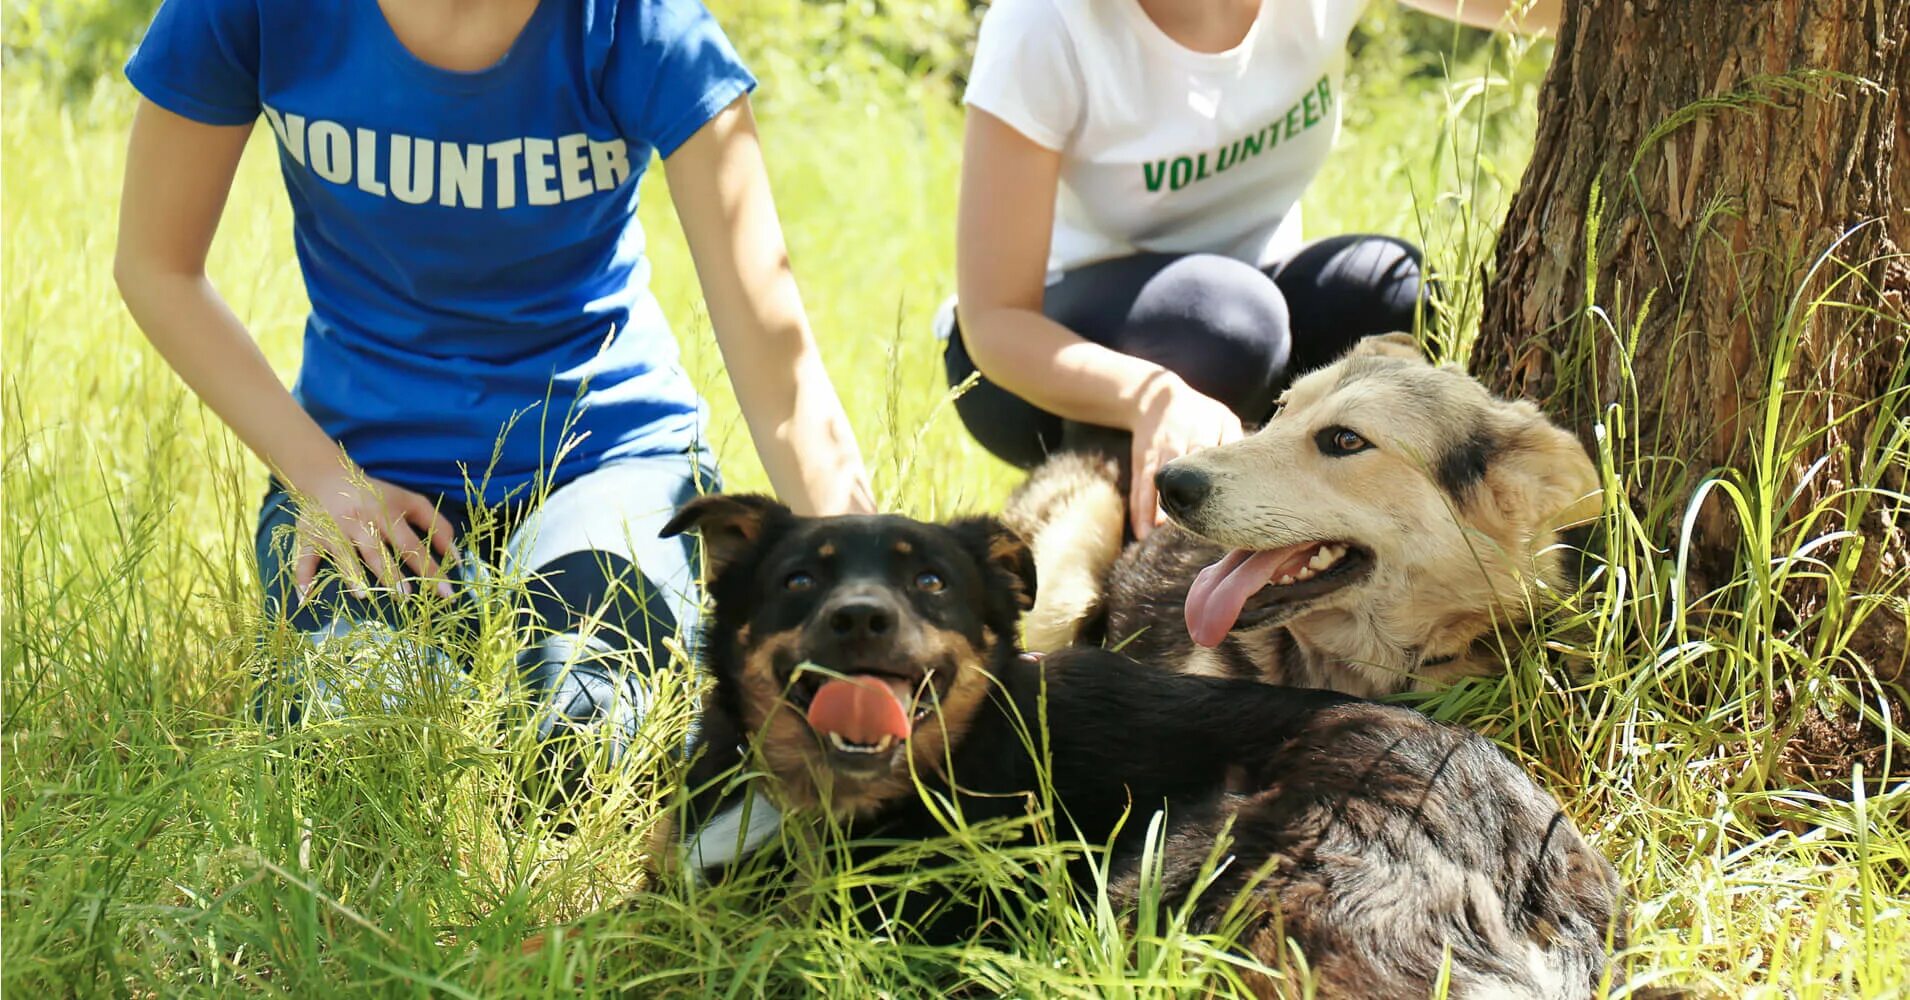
{"left": 944, "top": 0, "right": 1556, "bottom": 537}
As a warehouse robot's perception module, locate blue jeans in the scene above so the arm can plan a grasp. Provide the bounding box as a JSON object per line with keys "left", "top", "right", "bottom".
{"left": 253, "top": 454, "right": 715, "bottom": 786}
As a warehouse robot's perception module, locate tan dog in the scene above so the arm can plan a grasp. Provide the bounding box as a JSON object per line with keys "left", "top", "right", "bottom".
{"left": 1006, "top": 333, "right": 1602, "bottom": 698}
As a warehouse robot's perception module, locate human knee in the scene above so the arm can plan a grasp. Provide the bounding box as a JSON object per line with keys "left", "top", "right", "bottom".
{"left": 523, "top": 548, "right": 680, "bottom": 657}
{"left": 1342, "top": 235, "right": 1421, "bottom": 290}
{"left": 512, "top": 634, "right": 650, "bottom": 809}
{"left": 252, "top": 617, "right": 464, "bottom": 727}
{"left": 505, "top": 458, "right": 707, "bottom": 647}
{"left": 513, "top": 546, "right": 683, "bottom": 755}
{"left": 1122, "top": 254, "right": 1292, "bottom": 415}
{"left": 516, "top": 633, "right": 646, "bottom": 741}
{"left": 1300, "top": 235, "right": 1426, "bottom": 326}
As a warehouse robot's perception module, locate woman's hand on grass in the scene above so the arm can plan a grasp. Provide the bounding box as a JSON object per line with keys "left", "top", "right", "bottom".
{"left": 289, "top": 469, "right": 459, "bottom": 603}
{"left": 1127, "top": 373, "right": 1244, "bottom": 539}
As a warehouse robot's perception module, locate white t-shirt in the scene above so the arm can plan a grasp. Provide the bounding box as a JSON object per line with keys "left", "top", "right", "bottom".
{"left": 964, "top": 0, "right": 1368, "bottom": 280}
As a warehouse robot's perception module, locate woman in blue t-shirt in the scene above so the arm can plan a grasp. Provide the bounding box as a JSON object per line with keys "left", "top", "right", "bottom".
{"left": 114, "top": 0, "right": 872, "bottom": 786}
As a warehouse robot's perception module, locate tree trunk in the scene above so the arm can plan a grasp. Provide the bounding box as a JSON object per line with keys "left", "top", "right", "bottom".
{"left": 1477, "top": 0, "right": 1910, "bottom": 674}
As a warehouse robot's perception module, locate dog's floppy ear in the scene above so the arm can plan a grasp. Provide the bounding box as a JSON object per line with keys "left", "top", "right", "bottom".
{"left": 1475, "top": 404, "right": 1602, "bottom": 545}
{"left": 1348, "top": 331, "right": 1428, "bottom": 364}
{"left": 660, "top": 493, "right": 792, "bottom": 582}
{"left": 949, "top": 515, "right": 1038, "bottom": 614}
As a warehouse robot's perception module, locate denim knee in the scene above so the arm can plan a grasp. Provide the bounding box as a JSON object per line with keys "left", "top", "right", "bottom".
{"left": 516, "top": 634, "right": 645, "bottom": 750}
{"left": 249, "top": 483, "right": 474, "bottom": 727}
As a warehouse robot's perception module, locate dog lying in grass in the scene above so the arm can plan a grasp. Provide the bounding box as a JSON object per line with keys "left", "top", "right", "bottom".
{"left": 1005, "top": 333, "right": 1603, "bottom": 697}
{"left": 655, "top": 495, "right": 1623, "bottom": 998}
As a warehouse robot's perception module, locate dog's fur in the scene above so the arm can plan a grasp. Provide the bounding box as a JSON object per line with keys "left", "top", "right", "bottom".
{"left": 661, "top": 497, "right": 1623, "bottom": 998}
{"left": 1006, "top": 334, "right": 1602, "bottom": 697}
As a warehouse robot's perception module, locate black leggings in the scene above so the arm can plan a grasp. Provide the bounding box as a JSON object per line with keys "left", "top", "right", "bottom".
{"left": 945, "top": 235, "right": 1426, "bottom": 468}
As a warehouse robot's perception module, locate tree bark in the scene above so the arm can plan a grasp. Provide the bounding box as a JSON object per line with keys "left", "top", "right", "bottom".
{"left": 1477, "top": 0, "right": 1910, "bottom": 673}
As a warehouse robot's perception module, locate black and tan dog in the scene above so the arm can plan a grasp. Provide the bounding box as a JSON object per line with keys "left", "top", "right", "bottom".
{"left": 1006, "top": 333, "right": 1603, "bottom": 697}
{"left": 658, "top": 496, "right": 1623, "bottom": 998}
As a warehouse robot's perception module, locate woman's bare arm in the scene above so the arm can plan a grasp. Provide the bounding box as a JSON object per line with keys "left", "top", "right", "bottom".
{"left": 955, "top": 110, "right": 1165, "bottom": 433}
{"left": 115, "top": 99, "right": 455, "bottom": 596}
{"left": 664, "top": 97, "right": 875, "bottom": 517}
{"left": 115, "top": 102, "right": 339, "bottom": 492}
{"left": 956, "top": 109, "right": 1241, "bottom": 537}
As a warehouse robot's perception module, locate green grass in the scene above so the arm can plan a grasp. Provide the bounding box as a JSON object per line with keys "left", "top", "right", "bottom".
{"left": 5, "top": 6, "right": 1907, "bottom": 997}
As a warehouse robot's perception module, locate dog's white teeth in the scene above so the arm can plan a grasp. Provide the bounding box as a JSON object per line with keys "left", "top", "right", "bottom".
{"left": 827, "top": 732, "right": 894, "bottom": 754}
{"left": 1278, "top": 545, "right": 1352, "bottom": 586}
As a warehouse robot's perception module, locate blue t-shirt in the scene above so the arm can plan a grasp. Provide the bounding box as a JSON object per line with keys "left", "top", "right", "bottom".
{"left": 126, "top": 0, "right": 755, "bottom": 502}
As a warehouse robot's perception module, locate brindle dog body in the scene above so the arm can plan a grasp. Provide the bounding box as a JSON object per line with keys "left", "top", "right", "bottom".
{"left": 661, "top": 497, "right": 1623, "bottom": 999}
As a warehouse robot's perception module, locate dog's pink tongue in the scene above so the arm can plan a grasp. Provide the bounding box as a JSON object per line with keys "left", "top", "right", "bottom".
{"left": 1185, "top": 548, "right": 1292, "bottom": 648}
{"left": 806, "top": 677, "right": 912, "bottom": 744}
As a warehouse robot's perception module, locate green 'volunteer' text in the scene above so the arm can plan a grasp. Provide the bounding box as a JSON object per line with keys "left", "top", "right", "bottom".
{"left": 1143, "top": 76, "right": 1334, "bottom": 194}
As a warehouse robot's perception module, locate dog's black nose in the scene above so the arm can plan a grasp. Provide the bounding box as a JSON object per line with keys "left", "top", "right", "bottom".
{"left": 826, "top": 597, "right": 895, "bottom": 639}
{"left": 1155, "top": 464, "right": 1212, "bottom": 518}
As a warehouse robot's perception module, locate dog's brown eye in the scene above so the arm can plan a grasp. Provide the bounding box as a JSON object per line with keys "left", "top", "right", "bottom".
{"left": 784, "top": 571, "right": 815, "bottom": 592}
{"left": 1317, "top": 426, "right": 1372, "bottom": 457}
{"left": 914, "top": 571, "right": 945, "bottom": 593}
